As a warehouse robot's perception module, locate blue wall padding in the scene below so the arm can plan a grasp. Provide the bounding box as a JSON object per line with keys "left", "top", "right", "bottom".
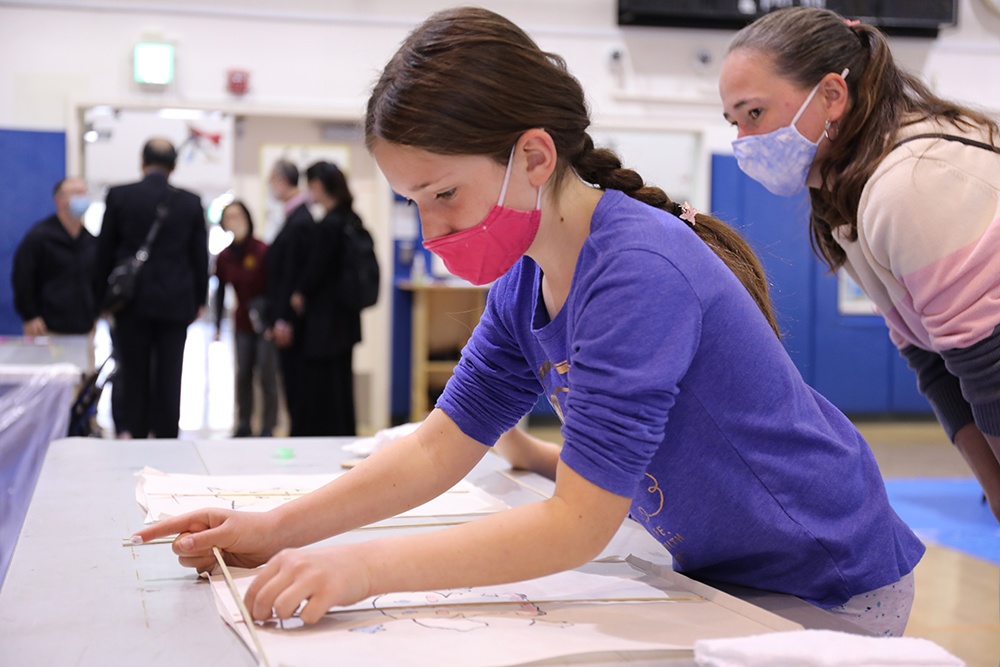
{"left": 0, "top": 129, "right": 67, "bottom": 336}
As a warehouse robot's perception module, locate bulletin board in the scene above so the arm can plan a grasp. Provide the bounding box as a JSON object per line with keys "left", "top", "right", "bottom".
{"left": 83, "top": 107, "right": 235, "bottom": 198}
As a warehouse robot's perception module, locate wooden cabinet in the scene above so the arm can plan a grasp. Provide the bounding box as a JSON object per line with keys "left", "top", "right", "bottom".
{"left": 398, "top": 281, "right": 490, "bottom": 422}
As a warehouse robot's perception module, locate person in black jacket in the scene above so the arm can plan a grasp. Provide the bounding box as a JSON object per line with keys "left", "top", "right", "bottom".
{"left": 264, "top": 159, "right": 314, "bottom": 436}
{"left": 290, "top": 161, "right": 362, "bottom": 436}
{"left": 93, "top": 138, "right": 209, "bottom": 439}
{"left": 12, "top": 177, "right": 97, "bottom": 338}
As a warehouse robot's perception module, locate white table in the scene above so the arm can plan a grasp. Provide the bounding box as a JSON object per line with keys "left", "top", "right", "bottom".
{"left": 0, "top": 334, "right": 93, "bottom": 369}
{"left": 0, "top": 437, "right": 867, "bottom": 665}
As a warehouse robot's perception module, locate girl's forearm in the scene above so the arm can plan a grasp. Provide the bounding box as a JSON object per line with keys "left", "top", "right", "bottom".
{"left": 362, "top": 460, "right": 631, "bottom": 596}
{"left": 271, "top": 410, "right": 490, "bottom": 548}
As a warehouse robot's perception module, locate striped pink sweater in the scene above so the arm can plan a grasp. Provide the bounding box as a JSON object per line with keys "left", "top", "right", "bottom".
{"left": 835, "top": 118, "right": 1000, "bottom": 438}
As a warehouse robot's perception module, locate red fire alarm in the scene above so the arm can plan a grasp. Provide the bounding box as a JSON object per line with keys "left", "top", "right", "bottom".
{"left": 227, "top": 69, "right": 249, "bottom": 96}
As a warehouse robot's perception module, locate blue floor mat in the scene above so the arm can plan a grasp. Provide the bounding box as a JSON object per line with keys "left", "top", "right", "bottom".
{"left": 884, "top": 478, "right": 1000, "bottom": 564}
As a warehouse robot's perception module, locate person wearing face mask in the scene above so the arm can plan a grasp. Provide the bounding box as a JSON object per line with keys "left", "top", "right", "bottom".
{"left": 719, "top": 7, "right": 1000, "bottom": 525}
{"left": 214, "top": 201, "right": 278, "bottom": 438}
{"left": 285, "top": 161, "right": 364, "bottom": 437}
{"left": 133, "top": 7, "right": 923, "bottom": 638}
{"left": 11, "top": 177, "right": 98, "bottom": 345}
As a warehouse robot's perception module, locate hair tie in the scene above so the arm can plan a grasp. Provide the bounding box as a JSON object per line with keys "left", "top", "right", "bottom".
{"left": 679, "top": 202, "right": 698, "bottom": 225}
{"left": 844, "top": 19, "right": 861, "bottom": 27}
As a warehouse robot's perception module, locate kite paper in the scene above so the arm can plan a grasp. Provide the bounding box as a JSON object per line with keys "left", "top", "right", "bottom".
{"left": 136, "top": 467, "right": 508, "bottom": 525}
{"left": 209, "top": 560, "right": 800, "bottom": 667}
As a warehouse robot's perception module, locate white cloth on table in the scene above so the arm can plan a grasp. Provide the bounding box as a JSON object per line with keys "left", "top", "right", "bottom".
{"left": 0, "top": 363, "right": 79, "bottom": 582}
{"left": 694, "top": 629, "right": 964, "bottom": 667}
{"left": 342, "top": 421, "right": 420, "bottom": 456}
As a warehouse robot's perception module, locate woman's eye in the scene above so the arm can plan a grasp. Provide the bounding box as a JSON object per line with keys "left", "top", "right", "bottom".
{"left": 435, "top": 189, "right": 456, "bottom": 201}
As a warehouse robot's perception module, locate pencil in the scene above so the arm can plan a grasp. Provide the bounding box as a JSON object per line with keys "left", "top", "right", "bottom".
{"left": 213, "top": 546, "right": 271, "bottom": 667}
{"left": 121, "top": 535, "right": 176, "bottom": 546}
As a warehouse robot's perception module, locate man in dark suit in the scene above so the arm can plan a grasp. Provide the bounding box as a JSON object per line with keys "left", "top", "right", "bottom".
{"left": 94, "top": 138, "right": 209, "bottom": 439}
{"left": 263, "top": 159, "right": 314, "bottom": 436}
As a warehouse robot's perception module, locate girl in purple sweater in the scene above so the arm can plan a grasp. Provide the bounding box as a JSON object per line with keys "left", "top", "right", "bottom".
{"left": 136, "top": 6, "right": 923, "bottom": 637}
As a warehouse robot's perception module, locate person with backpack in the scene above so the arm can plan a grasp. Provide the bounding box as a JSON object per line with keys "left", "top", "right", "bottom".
{"left": 289, "top": 161, "right": 376, "bottom": 435}
{"left": 93, "top": 138, "right": 208, "bottom": 439}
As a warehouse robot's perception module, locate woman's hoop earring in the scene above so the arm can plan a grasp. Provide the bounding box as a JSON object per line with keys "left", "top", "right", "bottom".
{"left": 825, "top": 119, "right": 839, "bottom": 142}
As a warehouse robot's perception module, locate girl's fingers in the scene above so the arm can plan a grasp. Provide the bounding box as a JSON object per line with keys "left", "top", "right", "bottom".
{"left": 271, "top": 581, "right": 313, "bottom": 621}
{"left": 245, "top": 561, "right": 286, "bottom": 620}
{"left": 298, "top": 595, "right": 332, "bottom": 625}
{"left": 178, "top": 555, "right": 217, "bottom": 572}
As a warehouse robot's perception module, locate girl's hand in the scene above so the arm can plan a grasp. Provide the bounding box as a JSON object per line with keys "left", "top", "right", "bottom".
{"left": 493, "top": 428, "right": 561, "bottom": 480}
{"left": 244, "top": 544, "right": 372, "bottom": 624}
{"left": 130, "top": 509, "right": 284, "bottom": 573}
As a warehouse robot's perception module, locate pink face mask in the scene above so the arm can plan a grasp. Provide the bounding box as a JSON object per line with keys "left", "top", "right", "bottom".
{"left": 422, "top": 147, "right": 541, "bottom": 285}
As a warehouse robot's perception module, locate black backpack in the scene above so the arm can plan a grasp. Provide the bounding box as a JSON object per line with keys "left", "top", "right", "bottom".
{"left": 337, "top": 214, "right": 380, "bottom": 311}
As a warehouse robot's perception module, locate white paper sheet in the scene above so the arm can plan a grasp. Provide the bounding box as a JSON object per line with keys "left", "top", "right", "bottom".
{"left": 209, "top": 566, "right": 775, "bottom": 667}
{"left": 135, "top": 467, "right": 508, "bottom": 524}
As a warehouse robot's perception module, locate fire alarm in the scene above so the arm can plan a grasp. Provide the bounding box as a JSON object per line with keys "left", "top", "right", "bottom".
{"left": 227, "top": 69, "right": 249, "bottom": 96}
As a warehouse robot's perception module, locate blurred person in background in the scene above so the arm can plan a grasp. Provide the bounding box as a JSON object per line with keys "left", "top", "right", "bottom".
{"left": 214, "top": 200, "right": 278, "bottom": 438}
{"left": 289, "top": 161, "right": 363, "bottom": 436}
{"left": 93, "top": 138, "right": 209, "bottom": 439}
{"left": 12, "top": 177, "right": 98, "bottom": 348}
{"left": 263, "top": 159, "right": 314, "bottom": 436}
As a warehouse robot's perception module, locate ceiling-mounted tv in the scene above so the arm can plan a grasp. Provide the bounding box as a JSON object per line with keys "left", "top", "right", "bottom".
{"left": 618, "top": 1, "right": 958, "bottom": 38}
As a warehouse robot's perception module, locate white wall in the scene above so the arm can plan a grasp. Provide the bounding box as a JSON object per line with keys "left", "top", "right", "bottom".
{"left": 4, "top": 0, "right": 1000, "bottom": 137}
{"left": 3, "top": 0, "right": 1000, "bottom": 428}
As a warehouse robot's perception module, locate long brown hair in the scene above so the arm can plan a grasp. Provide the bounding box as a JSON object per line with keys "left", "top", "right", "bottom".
{"left": 366, "top": 6, "right": 779, "bottom": 336}
{"left": 729, "top": 6, "right": 999, "bottom": 271}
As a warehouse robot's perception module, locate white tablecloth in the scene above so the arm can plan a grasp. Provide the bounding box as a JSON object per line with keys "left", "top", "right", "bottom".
{"left": 0, "top": 362, "right": 80, "bottom": 585}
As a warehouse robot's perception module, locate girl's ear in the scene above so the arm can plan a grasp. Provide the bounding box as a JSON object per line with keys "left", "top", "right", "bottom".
{"left": 517, "top": 128, "right": 557, "bottom": 187}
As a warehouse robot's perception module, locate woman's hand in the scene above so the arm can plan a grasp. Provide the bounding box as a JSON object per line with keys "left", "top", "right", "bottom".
{"left": 244, "top": 543, "right": 372, "bottom": 624}
{"left": 954, "top": 423, "right": 1000, "bottom": 523}
{"left": 130, "top": 509, "right": 284, "bottom": 573}
{"left": 272, "top": 320, "right": 294, "bottom": 348}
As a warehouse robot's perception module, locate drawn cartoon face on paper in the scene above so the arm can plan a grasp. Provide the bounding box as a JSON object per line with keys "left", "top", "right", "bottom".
{"left": 350, "top": 590, "right": 572, "bottom": 634}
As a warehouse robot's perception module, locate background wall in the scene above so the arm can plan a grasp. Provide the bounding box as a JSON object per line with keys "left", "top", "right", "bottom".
{"left": 5, "top": 0, "right": 1000, "bottom": 166}
{"left": 2, "top": 0, "right": 1000, "bottom": 426}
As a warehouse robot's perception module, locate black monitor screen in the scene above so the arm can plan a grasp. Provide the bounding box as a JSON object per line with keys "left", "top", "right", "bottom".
{"left": 618, "top": 1, "right": 958, "bottom": 37}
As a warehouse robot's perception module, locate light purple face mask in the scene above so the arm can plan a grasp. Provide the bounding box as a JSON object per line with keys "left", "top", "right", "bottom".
{"left": 732, "top": 68, "right": 849, "bottom": 197}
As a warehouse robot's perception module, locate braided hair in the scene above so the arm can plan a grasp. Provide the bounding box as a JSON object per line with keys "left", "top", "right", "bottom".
{"left": 572, "top": 135, "right": 778, "bottom": 336}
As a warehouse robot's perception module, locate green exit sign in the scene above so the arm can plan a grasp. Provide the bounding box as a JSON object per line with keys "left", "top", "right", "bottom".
{"left": 133, "top": 42, "right": 174, "bottom": 85}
